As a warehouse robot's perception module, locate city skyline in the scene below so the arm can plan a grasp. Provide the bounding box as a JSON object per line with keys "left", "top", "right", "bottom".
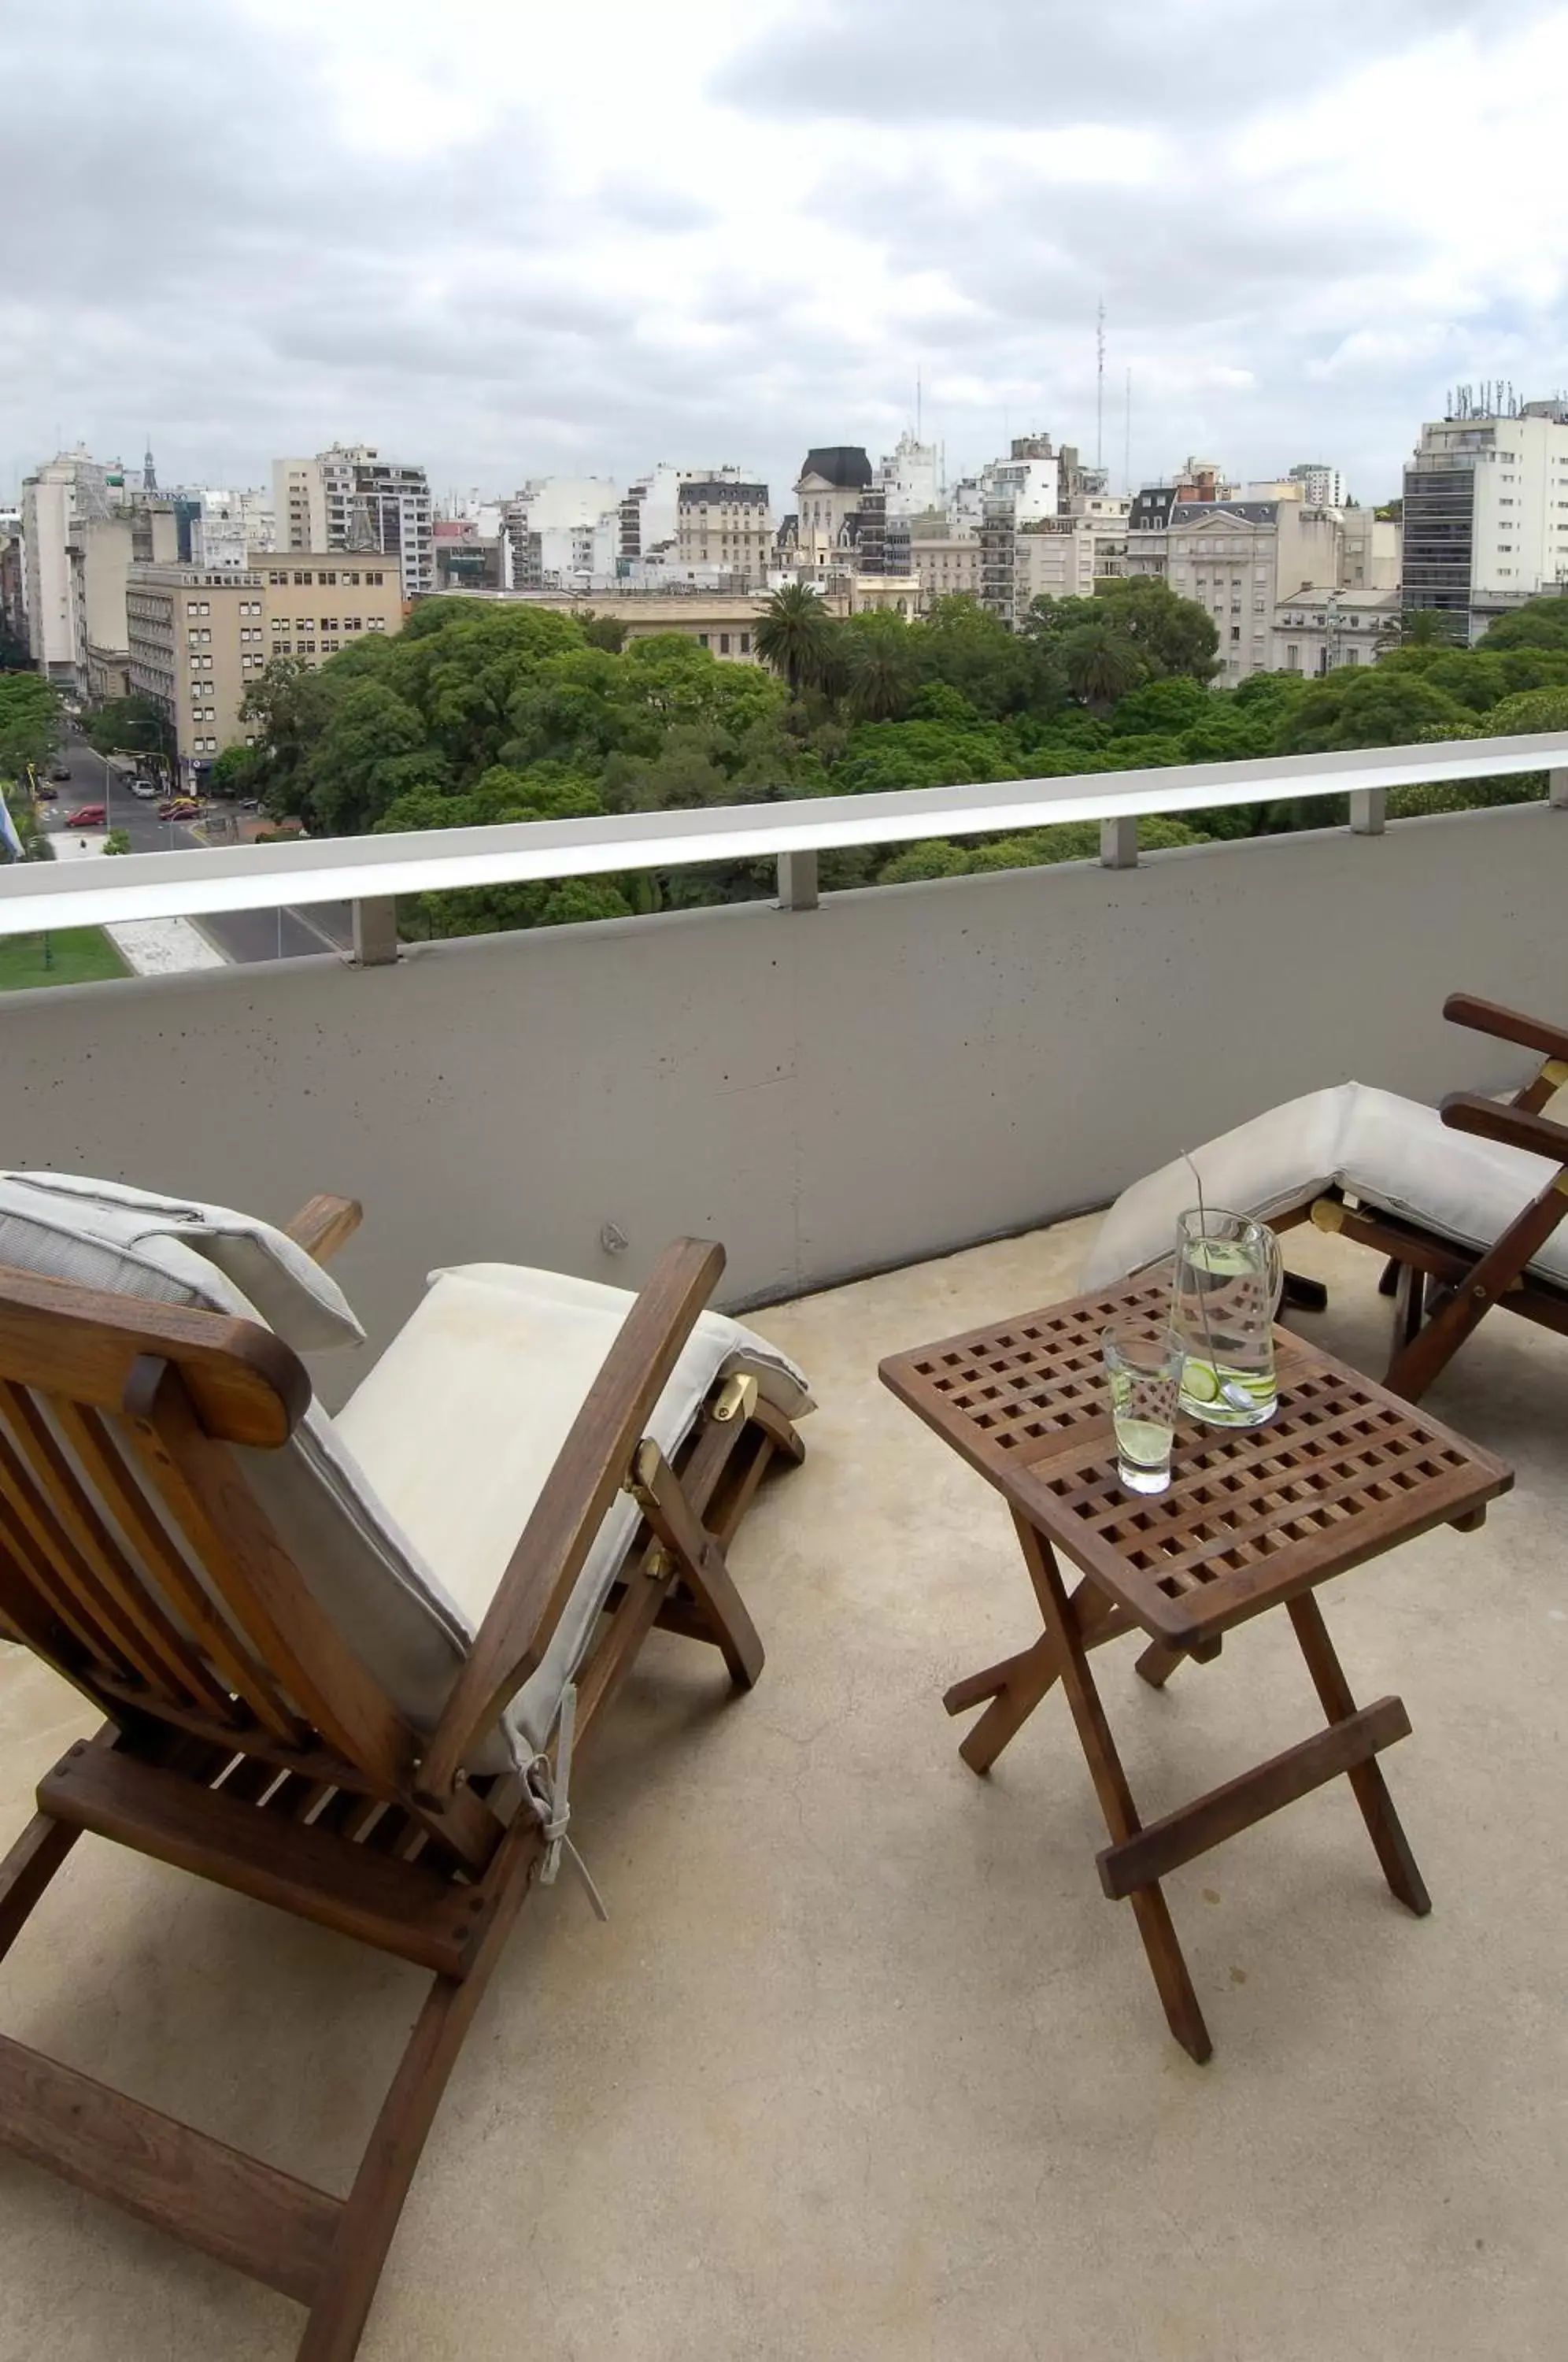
{"left": 5, "top": 1, "right": 1568, "bottom": 511}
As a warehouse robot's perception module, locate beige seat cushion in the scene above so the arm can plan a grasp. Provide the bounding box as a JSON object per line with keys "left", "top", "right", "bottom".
{"left": 0, "top": 1170, "right": 364, "bottom": 1352}
{"left": 335, "top": 1262, "right": 812, "bottom": 1753}
{"left": 1083, "top": 1081, "right": 1568, "bottom": 1291}
{"left": 0, "top": 1168, "right": 809, "bottom": 1770}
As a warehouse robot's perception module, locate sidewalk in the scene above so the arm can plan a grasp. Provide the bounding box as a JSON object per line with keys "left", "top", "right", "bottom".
{"left": 49, "top": 831, "right": 227, "bottom": 976}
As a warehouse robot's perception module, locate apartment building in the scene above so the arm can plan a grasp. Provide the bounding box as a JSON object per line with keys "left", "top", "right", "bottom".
{"left": 875, "top": 430, "right": 942, "bottom": 517}
{"left": 1338, "top": 505, "right": 1401, "bottom": 590}
{"left": 1271, "top": 587, "right": 1400, "bottom": 676}
{"left": 190, "top": 487, "right": 275, "bottom": 570}
{"left": 675, "top": 476, "right": 771, "bottom": 577}
{"left": 272, "top": 445, "right": 432, "bottom": 598}
{"left": 20, "top": 449, "right": 109, "bottom": 680}
{"left": 1403, "top": 394, "right": 1568, "bottom": 635}
{"left": 126, "top": 554, "right": 402, "bottom": 778}
{"left": 907, "top": 513, "right": 982, "bottom": 602}
{"left": 68, "top": 505, "right": 180, "bottom": 702}
{"left": 1014, "top": 516, "right": 1097, "bottom": 607}
{"left": 1166, "top": 499, "right": 1343, "bottom": 683}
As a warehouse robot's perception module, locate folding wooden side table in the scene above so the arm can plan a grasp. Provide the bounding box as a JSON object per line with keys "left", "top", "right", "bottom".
{"left": 880, "top": 1272, "right": 1512, "bottom": 2060}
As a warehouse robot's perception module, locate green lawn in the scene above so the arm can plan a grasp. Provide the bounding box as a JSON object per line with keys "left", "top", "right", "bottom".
{"left": 0, "top": 927, "right": 130, "bottom": 991}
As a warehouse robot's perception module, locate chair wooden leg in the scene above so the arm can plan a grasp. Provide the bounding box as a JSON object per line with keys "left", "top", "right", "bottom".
{"left": 0, "top": 1813, "right": 78, "bottom": 1964}
{"left": 1013, "top": 1516, "right": 1211, "bottom": 2064}
{"left": 296, "top": 1810, "right": 545, "bottom": 2361}
{"left": 1392, "top": 1262, "right": 1426, "bottom": 1354}
{"left": 1286, "top": 1594, "right": 1429, "bottom": 1916}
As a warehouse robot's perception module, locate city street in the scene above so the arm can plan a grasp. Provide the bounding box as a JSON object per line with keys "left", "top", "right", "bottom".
{"left": 44, "top": 735, "right": 352, "bottom": 964}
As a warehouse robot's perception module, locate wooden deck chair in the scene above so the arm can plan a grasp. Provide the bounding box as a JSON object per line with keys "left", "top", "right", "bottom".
{"left": 1082, "top": 993, "right": 1568, "bottom": 1401}
{"left": 0, "top": 1175, "right": 808, "bottom": 2360}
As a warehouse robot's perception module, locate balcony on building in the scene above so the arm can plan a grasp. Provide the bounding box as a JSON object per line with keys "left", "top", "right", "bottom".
{"left": 1, "top": 733, "right": 1566, "bottom": 2360}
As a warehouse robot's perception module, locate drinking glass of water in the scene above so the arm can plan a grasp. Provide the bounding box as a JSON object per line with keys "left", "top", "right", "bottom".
{"left": 1101, "top": 1318, "right": 1184, "bottom": 1496}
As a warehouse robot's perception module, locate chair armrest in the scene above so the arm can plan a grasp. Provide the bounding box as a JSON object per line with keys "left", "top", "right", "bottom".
{"left": 283, "top": 1195, "right": 363, "bottom": 1267}
{"left": 1443, "top": 994, "right": 1568, "bottom": 1066}
{"left": 1441, "top": 1092, "right": 1568, "bottom": 1167}
{"left": 416, "top": 1237, "right": 725, "bottom": 1797}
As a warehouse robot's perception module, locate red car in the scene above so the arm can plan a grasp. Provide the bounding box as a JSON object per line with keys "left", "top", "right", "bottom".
{"left": 163, "top": 799, "right": 202, "bottom": 821}
{"left": 65, "top": 805, "right": 105, "bottom": 827}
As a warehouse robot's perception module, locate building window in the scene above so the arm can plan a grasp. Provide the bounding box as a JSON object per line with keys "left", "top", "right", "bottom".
{"left": 697, "top": 632, "right": 709, "bottom": 648}
{"left": 294, "top": 571, "right": 312, "bottom": 585}
{"left": 719, "top": 632, "right": 730, "bottom": 653}
{"left": 1230, "top": 625, "right": 1241, "bottom": 642}
{"left": 740, "top": 631, "right": 751, "bottom": 654}
{"left": 187, "top": 602, "right": 198, "bottom": 617}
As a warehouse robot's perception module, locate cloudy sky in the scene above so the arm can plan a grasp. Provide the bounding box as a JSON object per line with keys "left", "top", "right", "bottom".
{"left": 6, "top": 0, "right": 1568, "bottom": 513}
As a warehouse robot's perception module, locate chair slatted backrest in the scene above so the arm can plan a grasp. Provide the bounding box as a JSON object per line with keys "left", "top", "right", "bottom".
{"left": 0, "top": 1264, "right": 483, "bottom": 1856}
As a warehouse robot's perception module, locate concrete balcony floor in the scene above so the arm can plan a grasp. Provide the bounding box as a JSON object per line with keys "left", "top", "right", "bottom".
{"left": 0, "top": 1216, "right": 1563, "bottom": 2360}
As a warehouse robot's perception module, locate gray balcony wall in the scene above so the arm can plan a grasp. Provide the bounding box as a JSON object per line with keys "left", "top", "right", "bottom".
{"left": 2, "top": 805, "right": 1562, "bottom": 1383}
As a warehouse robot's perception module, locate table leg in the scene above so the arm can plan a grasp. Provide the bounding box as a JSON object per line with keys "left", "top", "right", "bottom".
{"left": 949, "top": 1580, "right": 1124, "bottom": 1776}
{"left": 1015, "top": 1515, "right": 1212, "bottom": 2064}
{"left": 1286, "top": 1593, "right": 1429, "bottom": 1916}
{"left": 1134, "top": 1633, "right": 1223, "bottom": 1690}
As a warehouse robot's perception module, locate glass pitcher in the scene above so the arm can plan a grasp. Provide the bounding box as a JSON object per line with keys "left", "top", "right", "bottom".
{"left": 1171, "top": 1208, "right": 1284, "bottom": 1428}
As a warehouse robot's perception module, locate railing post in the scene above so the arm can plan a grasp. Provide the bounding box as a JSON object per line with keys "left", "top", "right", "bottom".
{"left": 1100, "top": 816, "right": 1138, "bottom": 869}
{"left": 351, "top": 896, "right": 400, "bottom": 965}
{"left": 775, "top": 850, "right": 819, "bottom": 911}
{"left": 1550, "top": 767, "right": 1568, "bottom": 809}
{"left": 1349, "top": 788, "right": 1386, "bottom": 836}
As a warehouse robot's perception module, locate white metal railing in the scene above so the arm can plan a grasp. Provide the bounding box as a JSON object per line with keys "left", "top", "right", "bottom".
{"left": 2, "top": 731, "right": 1565, "bottom": 956}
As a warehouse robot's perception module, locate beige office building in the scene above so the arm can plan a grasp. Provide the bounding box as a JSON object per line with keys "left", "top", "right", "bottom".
{"left": 908, "top": 522, "right": 982, "bottom": 602}
{"left": 127, "top": 553, "right": 402, "bottom": 778}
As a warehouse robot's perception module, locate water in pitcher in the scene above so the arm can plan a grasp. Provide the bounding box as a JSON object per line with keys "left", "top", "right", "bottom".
{"left": 1171, "top": 1211, "right": 1282, "bottom": 1428}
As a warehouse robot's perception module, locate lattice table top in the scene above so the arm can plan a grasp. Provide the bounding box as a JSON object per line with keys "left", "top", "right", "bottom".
{"left": 879, "top": 1272, "right": 1513, "bottom": 1648}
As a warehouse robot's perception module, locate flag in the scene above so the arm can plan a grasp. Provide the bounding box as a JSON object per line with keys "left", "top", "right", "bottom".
{"left": 0, "top": 790, "right": 25, "bottom": 862}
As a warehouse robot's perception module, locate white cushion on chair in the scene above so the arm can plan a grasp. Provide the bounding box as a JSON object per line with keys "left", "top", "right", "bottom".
{"left": 0, "top": 1169, "right": 809, "bottom": 1770}
{"left": 335, "top": 1263, "right": 812, "bottom": 1753}
{"left": 0, "top": 1170, "right": 364, "bottom": 1353}
{"left": 1082, "top": 1081, "right": 1568, "bottom": 1290}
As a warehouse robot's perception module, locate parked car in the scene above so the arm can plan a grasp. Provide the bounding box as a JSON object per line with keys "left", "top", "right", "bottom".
{"left": 239, "top": 798, "right": 262, "bottom": 812}
{"left": 46, "top": 763, "right": 71, "bottom": 783}
{"left": 65, "top": 805, "right": 105, "bottom": 827}
{"left": 130, "top": 782, "right": 159, "bottom": 800}
{"left": 33, "top": 783, "right": 57, "bottom": 802}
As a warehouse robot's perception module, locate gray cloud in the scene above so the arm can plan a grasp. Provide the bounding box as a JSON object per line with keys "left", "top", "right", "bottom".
{"left": 1, "top": 0, "right": 1565, "bottom": 517}
{"left": 719, "top": 0, "right": 1546, "bottom": 127}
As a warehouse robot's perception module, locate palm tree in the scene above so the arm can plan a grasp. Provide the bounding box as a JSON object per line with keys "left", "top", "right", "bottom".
{"left": 1062, "top": 624, "right": 1142, "bottom": 714}
{"left": 755, "top": 583, "right": 835, "bottom": 696}
{"left": 845, "top": 641, "right": 915, "bottom": 722}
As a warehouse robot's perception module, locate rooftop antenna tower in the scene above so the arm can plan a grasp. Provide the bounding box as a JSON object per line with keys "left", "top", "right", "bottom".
{"left": 916, "top": 365, "right": 922, "bottom": 441}
{"left": 1096, "top": 299, "right": 1106, "bottom": 472}
{"left": 1123, "top": 367, "right": 1132, "bottom": 494}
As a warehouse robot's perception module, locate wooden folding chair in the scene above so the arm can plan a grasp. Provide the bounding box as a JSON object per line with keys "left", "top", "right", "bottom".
{"left": 1304, "top": 994, "right": 1568, "bottom": 1398}
{"left": 0, "top": 1205, "right": 804, "bottom": 2360}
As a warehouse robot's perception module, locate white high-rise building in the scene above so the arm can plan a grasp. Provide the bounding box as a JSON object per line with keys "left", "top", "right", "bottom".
{"left": 619, "top": 464, "right": 691, "bottom": 568}
{"left": 1403, "top": 394, "right": 1568, "bottom": 633}
{"left": 875, "top": 430, "right": 942, "bottom": 519}
{"left": 190, "top": 488, "right": 274, "bottom": 569}
{"left": 272, "top": 445, "right": 431, "bottom": 598}
{"left": 1289, "top": 461, "right": 1346, "bottom": 509}
{"left": 504, "top": 476, "right": 624, "bottom": 591}
{"left": 20, "top": 448, "right": 109, "bottom": 680}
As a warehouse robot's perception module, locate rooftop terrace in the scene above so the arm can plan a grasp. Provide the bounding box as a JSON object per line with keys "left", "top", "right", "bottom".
{"left": 0, "top": 742, "right": 1565, "bottom": 2356}
{"left": 1, "top": 1212, "right": 1562, "bottom": 2359}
